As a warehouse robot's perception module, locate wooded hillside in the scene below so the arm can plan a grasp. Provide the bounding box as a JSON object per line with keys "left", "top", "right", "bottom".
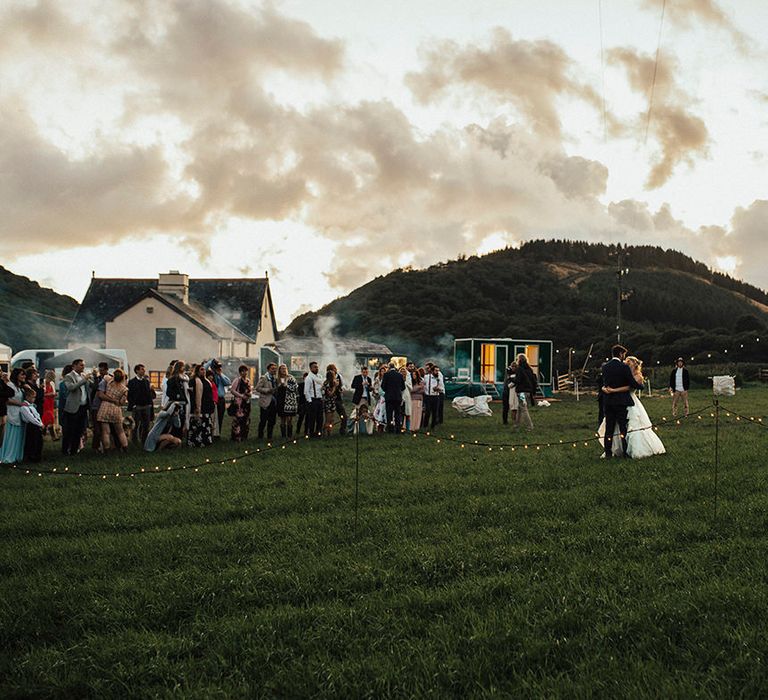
{"left": 286, "top": 241, "right": 768, "bottom": 367}
{"left": 0, "top": 266, "right": 78, "bottom": 353}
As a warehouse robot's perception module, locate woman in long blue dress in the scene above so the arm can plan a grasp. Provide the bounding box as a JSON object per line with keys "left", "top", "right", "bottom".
{"left": 0, "top": 368, "right": 27, "bottom": 464}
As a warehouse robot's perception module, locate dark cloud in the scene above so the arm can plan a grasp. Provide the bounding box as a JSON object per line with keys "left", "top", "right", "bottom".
{"left": 405, "top": 28, "right": 602, "bottom": 139}
{"left": 608, "top": 47, "right": 710, "bottom": 188}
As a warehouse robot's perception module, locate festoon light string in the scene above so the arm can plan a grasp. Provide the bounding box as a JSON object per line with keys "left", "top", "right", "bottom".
{"left": 1, "top": 401, "right": 763, "bottom": 481}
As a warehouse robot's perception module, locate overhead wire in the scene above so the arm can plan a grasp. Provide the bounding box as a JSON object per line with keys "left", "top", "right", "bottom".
{"left": 645, "top": 0, "right": 667, "bottom": 143}
{"left": 598, "top": 0, "right": 607, "bottom": 143}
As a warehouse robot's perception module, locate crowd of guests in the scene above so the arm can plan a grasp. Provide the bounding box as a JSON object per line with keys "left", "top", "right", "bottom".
{"left": 0, "top": 357, "right": 451, "bottom": 465}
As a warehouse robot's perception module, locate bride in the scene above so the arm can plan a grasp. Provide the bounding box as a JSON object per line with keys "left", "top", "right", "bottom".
{"left": 599, "top": 356, "right": 666, "bottom": 459}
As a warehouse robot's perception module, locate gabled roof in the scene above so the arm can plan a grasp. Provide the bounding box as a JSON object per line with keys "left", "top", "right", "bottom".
{"left": 108, "top": 289, "right": 253, "bottom": 342}
{"left": 269, "top": 336, "right": 392, "bottom": 356}
{"left": 67, "top": 277, "right": 275, "bottom": 345}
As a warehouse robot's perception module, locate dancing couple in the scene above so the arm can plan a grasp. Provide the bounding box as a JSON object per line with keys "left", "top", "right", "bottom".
{"left": 598, "top": 344, "right": 665, "bottom": 459}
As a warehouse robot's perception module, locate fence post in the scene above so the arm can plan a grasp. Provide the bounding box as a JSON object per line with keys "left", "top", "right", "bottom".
{"left": 714, "top": 398, "right": 720, "bottom": 522}
{"left": 354, "top": 413, "right": 360, "bottom": 536}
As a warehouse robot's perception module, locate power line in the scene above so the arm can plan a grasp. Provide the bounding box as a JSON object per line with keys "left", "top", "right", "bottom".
{"left": 598, "top": 0, "right": 607, "bottom": 142}
{"left": 645, "top": 0, "right": 667, "bottom": 143}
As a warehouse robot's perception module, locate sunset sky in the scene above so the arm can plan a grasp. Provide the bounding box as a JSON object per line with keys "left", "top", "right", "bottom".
{"left": 2, "top": 0, "right": 767, "bottom": 326}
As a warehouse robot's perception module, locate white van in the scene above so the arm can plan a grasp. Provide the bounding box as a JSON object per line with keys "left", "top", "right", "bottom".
{"left": 10, "top": 348, "right": 129, "bottom": 373}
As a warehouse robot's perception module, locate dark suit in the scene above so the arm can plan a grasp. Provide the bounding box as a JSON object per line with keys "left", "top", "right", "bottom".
{"left": 601, "top": 358, "right": 643, "bottom": 457}
{"left": 351, "top": 374, "right": 373, "bottom": 406}
{"left": 501, "top": 366, "right": 514, "bottom": 424}
{"left": 296, "top": 380, "right": 307, "bottom": 434}
{"left": 381, "top": 369, "right": 405, "bottom": 433}
{"left": 596, "top": 374, "right": 604, "bottom": 429}
{"left": 127, "top": 376, "right": 155, "bottom": 445}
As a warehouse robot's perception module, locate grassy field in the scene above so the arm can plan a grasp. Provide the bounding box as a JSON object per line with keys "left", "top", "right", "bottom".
{"left": 2, "top": 387, "right": 768, "bottom": 698}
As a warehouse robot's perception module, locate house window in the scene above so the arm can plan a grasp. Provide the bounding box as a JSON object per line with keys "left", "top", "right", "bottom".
{"left": 480, "top": 343, "right": 496, "bottom": 383}
{"left": 290, "top": 355, "right": 306, "bottom": 372}
{"left": 146, "top": 306, "right": 154, "bottom": 314}
{"left": 156, "top": 328, "right": 176, "bottom": 349}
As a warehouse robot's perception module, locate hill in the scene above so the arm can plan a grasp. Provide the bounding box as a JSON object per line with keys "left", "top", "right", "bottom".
{"left": 0, "top": 266, "right": 79, "bottom": 354}
{"left": 285, "top": 241, "right": 768, "bottom": 367}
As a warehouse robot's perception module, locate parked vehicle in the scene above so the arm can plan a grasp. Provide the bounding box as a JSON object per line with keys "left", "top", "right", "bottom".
{"left": 10, "top": 348, "right": 128, "bottom": 373}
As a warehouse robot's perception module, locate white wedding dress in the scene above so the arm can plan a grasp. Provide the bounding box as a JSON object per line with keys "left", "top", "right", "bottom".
{"left": 599, "top": 393, "right": 666, "bottom": 459}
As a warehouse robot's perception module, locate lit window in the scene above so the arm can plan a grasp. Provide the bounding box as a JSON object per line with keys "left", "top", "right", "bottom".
{"left": 148, "top": 371, "right": 164, "bottom": 390}
{"left": 290, "top": 355, "right": 306, "bottom": 372}
{"left": 156, "top": 328, "right": 176, "bottom": 349}
{"left": 480, "top": 343, "right": 496, "bottom": 383}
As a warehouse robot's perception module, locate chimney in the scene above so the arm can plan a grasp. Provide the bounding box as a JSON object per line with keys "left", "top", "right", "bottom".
{"left": 158, "top": 271, "right": 189, "bottom": 304}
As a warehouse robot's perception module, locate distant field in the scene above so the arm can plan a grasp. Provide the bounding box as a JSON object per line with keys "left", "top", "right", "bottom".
{"left": 2, "top": 388, "right": 768, "bottom": 697}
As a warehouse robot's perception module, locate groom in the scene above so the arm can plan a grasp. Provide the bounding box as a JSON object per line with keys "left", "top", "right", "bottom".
{"left": 601, "top": 344, "right": 643, "bottom": 458}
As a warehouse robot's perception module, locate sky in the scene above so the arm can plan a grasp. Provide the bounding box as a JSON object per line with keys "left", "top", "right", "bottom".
{"left": 2, "top": 0, "right": 767, "bottom": 327}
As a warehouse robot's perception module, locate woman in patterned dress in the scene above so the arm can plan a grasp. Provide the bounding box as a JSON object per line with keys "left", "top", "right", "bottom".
{"left": 97, "top": 368, "right": 129, "bottom": 452}
{"left": 230, "top": 365, "right": 252, "bottom": 442}
{"left": 187, "top": 364, "right": 214, "bottom": 447}
{"left": 275, "top": 364, "right": 299, "bottom": 439}
{"left": 322, "top": 370, "right": 337, "bottom": 437}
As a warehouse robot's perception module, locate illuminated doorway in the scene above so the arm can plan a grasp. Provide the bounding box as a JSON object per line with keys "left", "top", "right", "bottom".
{"left": 514, "top": 344, "right": 540, "bottom": 377}
{"left": 480, "top": 343, "right": 496, "bottom": 382}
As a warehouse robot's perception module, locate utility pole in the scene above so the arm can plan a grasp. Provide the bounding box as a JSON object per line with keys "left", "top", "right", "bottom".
{"left": 616, "top": 247, "right": 622, "bottom": 344}
{"left": 614, "top": 245, "right": 629, "bottom": 344}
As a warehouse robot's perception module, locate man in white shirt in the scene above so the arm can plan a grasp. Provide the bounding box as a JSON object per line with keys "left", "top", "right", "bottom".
{"left": 303, "top": 361, "right": 324, "bottom": 437}
{"left": 422, "top": 365, "right": 445, "bottom": 430}
{"left": 351, "top": 366, "right": 372, "bottom": 408}
{"left": 669, "top": 357, "right": 690, "bottom": 417}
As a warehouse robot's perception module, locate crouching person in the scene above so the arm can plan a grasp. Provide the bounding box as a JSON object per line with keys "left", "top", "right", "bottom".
{"left": 144, "top": 401, "right": 183, "bottom": 452}
{"left": 348, "top": 403, "right": 374, "bottom": 435}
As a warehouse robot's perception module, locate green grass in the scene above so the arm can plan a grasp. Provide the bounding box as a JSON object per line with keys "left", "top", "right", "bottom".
{"left": 2, "top": 388, "right": 768, "bottom": 698}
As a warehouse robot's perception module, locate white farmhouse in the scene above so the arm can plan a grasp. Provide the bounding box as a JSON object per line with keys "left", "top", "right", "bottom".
{"left": 66, "top": 272, "right": 277, "bottom": 386}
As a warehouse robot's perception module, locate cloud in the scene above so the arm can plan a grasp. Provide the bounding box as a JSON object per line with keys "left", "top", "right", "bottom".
{"left": 539, "top": 155, "right": 609, "bottom": 199}
{"left": 289, "top": 111, "right": 616, "bottom": 289}
{"left": 726, "top": 200, "right": 768, "bottom": 289}
{"left": 641, "top": 0, "right": 752, "bottom": 54}
{"left": 608, "top": 47, "right": 710, "bottom": 188}
{"left": 0, "top": 0, "right": 88, "bottom": 56}
{"left": 113, "top": 0, "right": 344, "bottom": 118}
{"left": 0, "top": 105, "right": 195, "bottom": 253}
{"left": 405, "top": 28, "right": 602, "bottom": 139}
{"left": 0, "top": 0, "right": 764, "bottom": 318}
